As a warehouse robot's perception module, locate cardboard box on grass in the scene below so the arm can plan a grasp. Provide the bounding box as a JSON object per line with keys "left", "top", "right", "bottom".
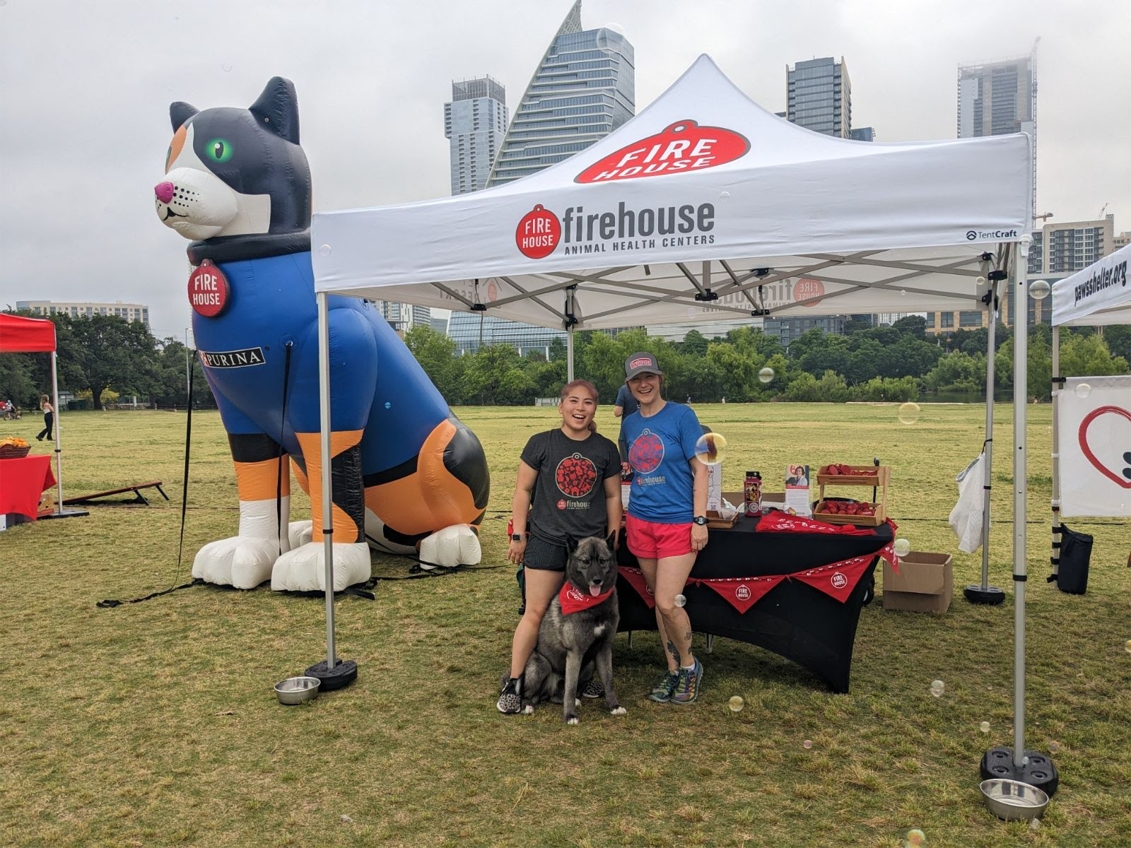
{"left": 883, "top": 551, "right": 953, "bottom": 613}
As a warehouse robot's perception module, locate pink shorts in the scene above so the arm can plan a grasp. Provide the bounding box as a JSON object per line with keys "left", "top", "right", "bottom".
{"left": 626, "top": 514, "right": 693, "bottom": 559}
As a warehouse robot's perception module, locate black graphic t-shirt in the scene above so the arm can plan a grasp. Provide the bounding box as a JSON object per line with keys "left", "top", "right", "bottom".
{"left": 521, "top": 428, "right": 622, "bottom": 545}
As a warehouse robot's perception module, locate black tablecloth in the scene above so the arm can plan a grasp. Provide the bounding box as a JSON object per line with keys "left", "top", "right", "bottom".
{"left": 616, "top": 514, "right": 893, "bottom": 693}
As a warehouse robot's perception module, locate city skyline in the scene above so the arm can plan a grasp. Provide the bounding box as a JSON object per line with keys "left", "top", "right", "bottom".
{"left": 2, "top": 0, "right": 1127, "bottom": 341}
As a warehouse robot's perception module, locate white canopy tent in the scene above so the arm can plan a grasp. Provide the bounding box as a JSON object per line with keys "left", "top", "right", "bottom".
{"left": 1048, "top": 245, "right": 1131, "bottom": 566}
{"left": 308, "top": 54, "right": 1047, "bottom": 783}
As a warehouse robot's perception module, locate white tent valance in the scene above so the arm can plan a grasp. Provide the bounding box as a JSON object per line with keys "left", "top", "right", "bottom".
{"left": 1051, "top": 243, "right": 1131, "bottom": 327}
{"left": 312, "top": 55, "right": 1031, "bottom": 329}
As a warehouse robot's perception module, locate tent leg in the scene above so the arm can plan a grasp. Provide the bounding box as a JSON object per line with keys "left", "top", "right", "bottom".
{"left": 965, "top": 272, "right": 1004, "bottom": 605}
{"left": 304, "top": 291, "right": 358, "bottom": 693}
{"left": 567, "top": 326, "right": 575, "bottom": 383}
{"left": 1050, "top": 325, "right": 1061, "bottom": 576}
{"left": 980, "top": 238, "right": 1058, "bottom": 795}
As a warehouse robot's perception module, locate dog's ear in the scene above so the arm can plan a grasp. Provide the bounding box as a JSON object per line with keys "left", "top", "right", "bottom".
{"left": 565, "top": 534, "right": 579, "bottom": 553}
{"left": 606, "top": 532, "right": 616, "bottom": 551}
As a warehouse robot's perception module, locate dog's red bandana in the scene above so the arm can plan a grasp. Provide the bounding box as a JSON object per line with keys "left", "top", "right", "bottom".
{"left": 559, "top": 582, "right": 614, "bottom": 614}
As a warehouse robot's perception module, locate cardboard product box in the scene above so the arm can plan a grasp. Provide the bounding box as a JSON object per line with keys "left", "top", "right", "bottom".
{"left": 883, "top": 551, "right": 953, "bottom": 613}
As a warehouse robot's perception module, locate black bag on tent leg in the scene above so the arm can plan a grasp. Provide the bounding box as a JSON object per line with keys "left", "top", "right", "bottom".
{"left": 1052, "top": 524, "right": 1093, "bottom": 595}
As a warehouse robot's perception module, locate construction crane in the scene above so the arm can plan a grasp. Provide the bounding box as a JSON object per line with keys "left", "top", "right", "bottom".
{"left": 1098, "top": 202, "right": 1109, "bottom": 218}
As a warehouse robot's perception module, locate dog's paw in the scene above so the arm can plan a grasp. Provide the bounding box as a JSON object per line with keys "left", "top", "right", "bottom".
{"left": 522, "top": 705, "right": 535, "bottom": 715}
{"left": 610, "top": 706, "right": 627, "bottom": 716}
{"left": 566, "top": 716, "right": 580, "bottom": 725}
{"left": 193, "top": 536, "right": 278, "bottom": 589}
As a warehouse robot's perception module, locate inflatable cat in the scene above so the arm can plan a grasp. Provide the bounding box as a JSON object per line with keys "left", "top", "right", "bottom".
{"left": 155, "top": 77, "right": 488, "bottom": 590}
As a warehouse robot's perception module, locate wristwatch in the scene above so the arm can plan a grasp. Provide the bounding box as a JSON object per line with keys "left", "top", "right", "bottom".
{"left": 692, "top": 515, "right": 708, "bottom": 526}
{"left": 511, "top": 533, "right": 524, "bottom": 541}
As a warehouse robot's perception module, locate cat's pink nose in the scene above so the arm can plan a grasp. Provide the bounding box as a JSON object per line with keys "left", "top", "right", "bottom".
{"left": 154, "top": 182, "right": 175, "bottom": 204}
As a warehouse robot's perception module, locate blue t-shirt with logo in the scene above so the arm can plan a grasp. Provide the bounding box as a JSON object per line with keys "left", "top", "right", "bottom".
{"left": 623, "top": 401, "right": 702, "bottom": 524}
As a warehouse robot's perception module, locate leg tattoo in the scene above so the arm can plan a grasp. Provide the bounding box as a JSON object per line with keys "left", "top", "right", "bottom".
{"left": 666, "top": 640, "right": 682, "bottom": 667}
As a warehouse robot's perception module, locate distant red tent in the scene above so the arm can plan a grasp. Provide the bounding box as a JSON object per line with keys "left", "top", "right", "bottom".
{"left": 0, "top": 313, "right": 56, "bottom": 353}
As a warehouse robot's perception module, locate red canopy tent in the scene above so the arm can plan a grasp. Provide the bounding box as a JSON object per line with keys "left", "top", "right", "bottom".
{"left": 0, "top": 313, "right": 77, "bottom": 518}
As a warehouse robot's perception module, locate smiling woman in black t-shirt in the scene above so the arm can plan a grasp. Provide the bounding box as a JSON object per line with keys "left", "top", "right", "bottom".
{"left": 497, "top": 379, "right": 623, "bottom": 714}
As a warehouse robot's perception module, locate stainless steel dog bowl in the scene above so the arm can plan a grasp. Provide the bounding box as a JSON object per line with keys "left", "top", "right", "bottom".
{"left": 979, "top": 778, "right": 1049, "bottom": 821}
{"left": 274, "top": 676, "right": 321, "bottom": 705}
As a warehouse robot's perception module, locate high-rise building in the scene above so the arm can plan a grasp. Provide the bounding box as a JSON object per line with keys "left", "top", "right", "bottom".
{"left": 1039, "top": 215, "right": 1116, "bottom": 276}
{"left": 486, "top": 0, "right": 635, "bottom": 187}
{"left": 445, "top": 76, "right": 508, "bottom": 195}
{"left": 786, "top": 57, "right": 851, "bottom": 138}
{"left": 373, "top": 300, "right": 431, "bottom": 335}
{"left": 957, "top": 53, "right": 1037, "bottom": 218}
{"left": 447, "top": 311, "right": 566, "bottom": 358}
{"left": 16, "top": 300, "right": 150, "bottom": 327}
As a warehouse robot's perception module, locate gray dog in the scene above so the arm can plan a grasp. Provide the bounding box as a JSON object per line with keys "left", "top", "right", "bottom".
{"left": 519, "top": 536, "right": 626, "bottom": 724}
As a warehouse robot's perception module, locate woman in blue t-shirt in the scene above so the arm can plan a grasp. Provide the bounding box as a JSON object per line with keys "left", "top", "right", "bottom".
{"left": 621, "top": 351, "right": 708, "bottom": 705}
{"left": 497, "top": 379, "right": 623, "bottom": 714}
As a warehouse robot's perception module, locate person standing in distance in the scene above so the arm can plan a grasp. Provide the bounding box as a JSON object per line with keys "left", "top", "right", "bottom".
{"left": 621, "top": 352, "right": 708, "bottom": 704}
{"left": 498, "top": 379, "right": 623, "bottom": 714}
{"left": 36, "top": 394, "right": 54, "bottom": 442}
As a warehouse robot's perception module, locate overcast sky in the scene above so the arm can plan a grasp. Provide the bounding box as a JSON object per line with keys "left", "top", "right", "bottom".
{"left": 1, "top": 0, "right": 1128, "bottom": 341}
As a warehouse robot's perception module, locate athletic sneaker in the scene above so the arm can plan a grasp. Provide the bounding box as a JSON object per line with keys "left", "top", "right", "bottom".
{"left": 670, "top": 658, "right": 704, "bottom": 705}
{"left": 581, "top": 679, "right": 604, "bottom": 699}
{"left": 496, "top": 678, "right": 522, "bottom": 714}
{"left": 648, "top": 670, "right": 680, "bottom": 703}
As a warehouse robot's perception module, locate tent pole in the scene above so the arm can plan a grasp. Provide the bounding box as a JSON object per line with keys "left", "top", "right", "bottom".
{"left": 567, "top": 327, "right": 575, "bottom": 383}
{"left": 965, "top": 261, "right": 1004, "bottom": 605}
{"left": 979, "top": 236, "right": 1058, "bottom": 794}
{"left": 1050, "top": 325, "right": 1061, "bottom": 577}
{"left": 317, "top": 291, "right": 337, "bottom": 671}
{"left": 50, "top": 350, "right": 64, "bottom": 513}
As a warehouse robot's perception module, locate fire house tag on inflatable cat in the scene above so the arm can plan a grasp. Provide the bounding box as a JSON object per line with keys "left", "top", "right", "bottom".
{"left": 188, "top": 259, "right": 230, "bottom": 317}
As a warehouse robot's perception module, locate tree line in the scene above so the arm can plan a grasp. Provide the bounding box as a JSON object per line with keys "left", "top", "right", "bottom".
{"left": 1, "top": 311, "right": 1128, "bottom": 412}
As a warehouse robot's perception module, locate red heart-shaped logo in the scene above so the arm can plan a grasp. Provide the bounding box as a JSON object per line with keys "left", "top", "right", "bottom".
{"left": 1078, "top": 405, "right": 1131, "bottom": 489}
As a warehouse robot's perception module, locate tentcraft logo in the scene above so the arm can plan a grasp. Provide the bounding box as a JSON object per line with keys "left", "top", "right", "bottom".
{"left": 966, "top": 228, "right": 1019, "bottom": 241}
{"left": 575, "top": 120, "right": 750, "bottom": 184}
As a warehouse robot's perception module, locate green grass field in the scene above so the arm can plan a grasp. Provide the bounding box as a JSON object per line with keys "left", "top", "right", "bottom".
{"left": 0, "top": 403, "right": 1127, "bottom": 847}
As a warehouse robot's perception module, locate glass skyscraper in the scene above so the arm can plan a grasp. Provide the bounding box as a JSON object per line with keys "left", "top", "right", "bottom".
{"left": 786, "top": 57, "right": 851, "bottom": 138}
{"left": 486, "top": 0, "right": 635, "bottom": 187}
{"left": 445, "top": 76, "right": 508, "bottom": 195}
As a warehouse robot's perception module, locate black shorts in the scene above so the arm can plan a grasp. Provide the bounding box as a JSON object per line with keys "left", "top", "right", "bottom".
{"left": 523, "top": 535, "right": 568, "bottom": 572}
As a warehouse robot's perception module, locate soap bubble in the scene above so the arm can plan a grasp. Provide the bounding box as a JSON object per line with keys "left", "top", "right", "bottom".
{"left": 898, "top": 402, "right": 921, "bottom": 425}
{"left": 686, "top": 307, "right": 697, "bottom": 319}
{"left": 893, "top": 538, "right": 911, "bottom": 557}
{"left": 384, "top": 401, "right": 391, "bottom": 410}
{"left": 802, "top": 739, "right": 812, "bottom": 749}
{"left": 728, "top": 695, "right": 744, "bottom": 712}
{"left": 979, "top": 721, "right": 990, "bottom": 734}
{"left": 694, "top": 432, "right": 728, "bottom": 466}
{"left": 719, "top": 190, "right": 731, "bottom": 201}
{"left": 1075, "top": 383, "right": 1092, "bottom": 399}
{"left": 1048, "top": 740, "right": 1060, "bottom": 753}
{"left": 1029, "top": 279, "right": 1051, "bottom": 300}
{"left": 319, "top": 244, "right": 332, "bottom": 256}
{"left": 758, "top": 367, "right": 775, "bottom": 384}
{"left": 674, "top": 594, "right": 686, "bottom": 608}
{"left": 1125, "top": 639, "right": 1131, "bottom": 654}
{"left": 221, "top": 62, "right": 233, "bottom": 72}
{"left": 1029, "top": 819, "right": 1041, "bottom": 831}
{"left": 906, "top": 829, "right": 926, "bottom": 847}
{"left": 929, "top": 680, "right": 945, "bottom": 698}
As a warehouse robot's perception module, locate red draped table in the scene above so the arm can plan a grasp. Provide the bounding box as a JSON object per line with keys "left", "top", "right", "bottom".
{"left": 617, "top": 512, "right": 895, "bottom": 693}
{"left": 0, "top": 454, "right": 56, "bottom": 524}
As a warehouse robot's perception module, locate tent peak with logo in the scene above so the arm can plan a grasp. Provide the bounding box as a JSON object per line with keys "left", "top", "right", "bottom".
{"left": 313, "top": 54, "right": 1031, "bottom": 332}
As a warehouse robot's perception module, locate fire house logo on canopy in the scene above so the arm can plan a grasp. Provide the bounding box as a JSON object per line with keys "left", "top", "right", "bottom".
{"left": 575, "top": 120, "right": 750, "bottom": 184}
{"left": 516, "top": 204, "right": 561, "bottom": 259}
